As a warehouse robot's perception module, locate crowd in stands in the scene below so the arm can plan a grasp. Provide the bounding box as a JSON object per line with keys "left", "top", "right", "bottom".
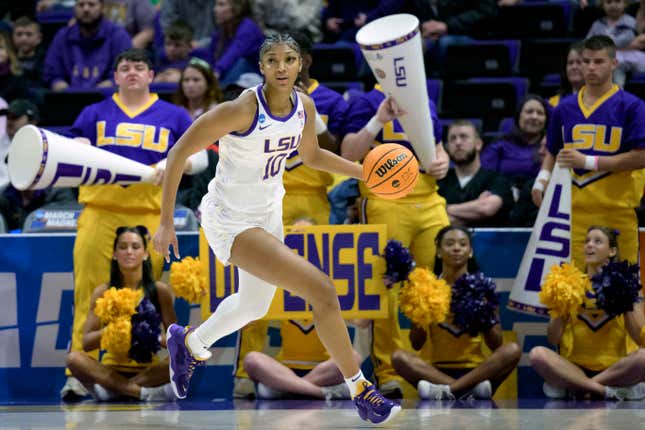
{"left": 1, "top": 0, "right": 645, "bottom": 405}
{"left": 0, "top": 0, "right": 643, "bottom": 232}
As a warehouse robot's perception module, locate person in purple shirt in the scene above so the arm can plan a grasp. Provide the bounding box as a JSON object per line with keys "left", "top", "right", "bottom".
{"left": 43, "top": 0, "right": 132, "bottom": 91}
{"left": 322, "top": 0, "right": 403, "bottom": 43}
{"left": 480, "top": 94, "right": 551, "bottom": 194}
{"left": 209, "top": 0, "right": 264, "bottom": 86}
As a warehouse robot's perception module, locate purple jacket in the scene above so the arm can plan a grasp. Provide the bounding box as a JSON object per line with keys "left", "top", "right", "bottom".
{"left": 43, "top": 18, "right": 132, "bottom": 89}
{"left": 480, "top": 137, "right": 542, "bottom": 187}
{"left": 209, "top": 17, "right": 263, "bottom": 76}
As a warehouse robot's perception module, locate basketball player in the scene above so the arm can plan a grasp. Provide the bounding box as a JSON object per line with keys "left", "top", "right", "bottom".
{"left": 62, "top": 48, "right": 203, "bottom": 400}
{"left": 231, "top": 31, "right": 351, "bottom": 397}
{"left": 532, "top": 35, "right": 645, "bottom": 269}
{"left": 340, "top": 86, "right": 449, "bottom": 397}
{"left": 152, "top": 34, "right": 400, "bottom": 424}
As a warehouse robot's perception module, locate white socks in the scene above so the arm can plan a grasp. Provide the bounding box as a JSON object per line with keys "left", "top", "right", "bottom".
{"left": 186, "top": 330, "right": 212, "bottom": 360}
{"left": 140, "top": 383, "right": 175, "bottom": 402}
{"left": 345, "top": 370, "right": 369, "bottom": 398}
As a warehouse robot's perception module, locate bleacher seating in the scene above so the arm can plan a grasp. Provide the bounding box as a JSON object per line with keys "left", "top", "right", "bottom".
{"left": 441, "top": 77, "right": 529, "bottom": 118}
{"left": 426, "top": 79, "right": 443, "bottom": 107}
{"left": 310, "top": 44, "right": 358, "bottom": 81}
{"left": 442, "top": 40, "right": 520, "bottom": 78}
{"left": 520, "top": 38, "right": 576, "bottom": 82}
{"left": 40, "top": 90, "right": 106, "bottom": 126}
{"left": 490, "top": 2, "right": 570, "bottom": 39}
{"left": 22, "top": 203, "right": 199, "bottom": 233}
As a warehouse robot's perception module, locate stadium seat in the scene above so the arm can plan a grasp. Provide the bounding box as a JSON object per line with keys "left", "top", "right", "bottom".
{"left": 441, "top": 78, "right": 529, "bottom": 118}
{"left": 22, "top": 202, "right": 83, "bottom": 233}
{"left": 310, "top": 44, "right": 358, "bottom": 81}
{"left": 40, "top": 90, "right": 106, "bottom": 126}
{"left": 442, "top": 40, "right": 520, "bottom": 78}
{"left": 625, "top": 79, "right": 645, "bottom": 100}
{"left": 520, "top": 38, "right": 576, "bottom": 81}
{"left": 490, "top": 2, "right": 570, "bottom": 39}
{"left": 174, "top": 205, "right": 199, "bottom": 232}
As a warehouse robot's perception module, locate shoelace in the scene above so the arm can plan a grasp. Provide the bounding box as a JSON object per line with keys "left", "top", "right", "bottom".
{"left": 361, "top": 387, "right": 385, "bottom": 406}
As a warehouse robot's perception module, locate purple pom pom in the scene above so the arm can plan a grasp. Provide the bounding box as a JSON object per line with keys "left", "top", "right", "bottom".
{"left": 590, "top": 261, "right": 642, "bottom": 317}
{"left": 451, "top": 272, "right": 499, "bottom": 336}
{"left": 129, "top": 297, "right": 162, "bottom": 363}
{"left": 382, "top": 240, "right": 415, "bottom": 288}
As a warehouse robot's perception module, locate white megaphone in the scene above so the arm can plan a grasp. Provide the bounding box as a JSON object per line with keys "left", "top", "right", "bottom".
{"left": 356, "top": 14, "right": 436, "bottom": 170}
{"left": 8, "top": 125, "right": 156, "bottom": 190}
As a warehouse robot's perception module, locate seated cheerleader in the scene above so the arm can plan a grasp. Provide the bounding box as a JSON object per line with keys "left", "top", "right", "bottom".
{"left": 391, "top": 225, "right": 521, "bottom": 400}
{"left": 66, "top": 226, "right": 178, "bottom": 402}
{"left": 530, "top": 226, "right": 645, "bottom": 400}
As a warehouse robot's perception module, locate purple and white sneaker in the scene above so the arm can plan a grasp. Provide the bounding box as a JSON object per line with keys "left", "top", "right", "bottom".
{"left": 353, "top": 381, "right": 401, "bottom": 424}
{"left": 166, "top": 324, "right": 208, "bottom": 399}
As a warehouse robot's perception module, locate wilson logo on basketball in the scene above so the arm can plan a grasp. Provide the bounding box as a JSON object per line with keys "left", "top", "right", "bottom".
{"left": 375, "top": 153, "right": 408, "bottom": 178}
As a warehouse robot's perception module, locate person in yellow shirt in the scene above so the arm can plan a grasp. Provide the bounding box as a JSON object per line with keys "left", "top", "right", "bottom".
{"left": 530, "top": 226, "right": 645, "bottom": 400}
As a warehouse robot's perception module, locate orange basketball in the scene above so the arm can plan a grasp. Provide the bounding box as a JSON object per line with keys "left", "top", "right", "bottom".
{"left": 362, "top": 144, "right": 419, "bottom": 200}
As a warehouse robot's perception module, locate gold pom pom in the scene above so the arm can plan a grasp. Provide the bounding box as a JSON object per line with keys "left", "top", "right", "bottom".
{"left": 170, "top": 257, "right": 208, "bottom": 303}
{"left": 101, "top": 318, "right": 132, "bottom": 357}
{"left": 94, "top": 287, "right": 141, "bottom": 324}
{"left": 400, "top": 267, "right": 451, "bottom": 327}
{"left": 539, "top": 263, "right": 592, "bottom": 318}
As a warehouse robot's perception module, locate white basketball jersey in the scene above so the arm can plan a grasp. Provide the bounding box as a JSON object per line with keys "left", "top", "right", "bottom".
{"left": 208, "top": 85, "right": 306, "bottom": 214}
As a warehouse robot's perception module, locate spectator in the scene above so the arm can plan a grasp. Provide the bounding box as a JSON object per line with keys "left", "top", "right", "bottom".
{"left": 209, "top": 0, "right": 264, "bottom": 87}
{"left": 12, "top": 16, "right": 45, "bottom": 87}
{"left": 254, "top": 0, "right": 325, "bottom": 42}
{"left": 341, "top": 90, "right": 450, "bottom": 398}
{"left": 0, "top": 31, "right": 30, "bottom": 101}
{"left": 0, "top": 101, "right": 76, "bottom": 232}
{"left": 321, "top": 0, "right": 403, "bottom": 43}
{"left": 103, "top": 0, "right": 156, "bottom": 49}
{"left": 587, "top": 0, "right": 645, "bottom": 85}
{"left": 405, "top": 0, "right": 498, "bottom": 61}
{"left": 66, "top": 226, "right": 177, "bottom": 402}
{"left": 438, "top": 120, "right": 514, "bottom": 227}
{"left": 43, "top": 0, "right": 132, "bottom": 91}
{"left": 549, "top": 41, "right": 585, "bottom": 107}
{"left": 154, "top": 21, "right": 195, "bottom": 83}
{"left": 160, "top": 0, "right": 215, "bottom": 49}
{"left": 392, "top": 226, "right": 521, "bottom": 400}
{"left": 481, "top": 94, "right": 550, "bottom": 194}
{"left": 60, "top": 48, "right": 199, "bottom": 401}
{"left": 508, "top": 138, "right": 548, "bottom": 227}
{"left": 0, "top": 99, "right": 40, "bottom": 193}
{"left": 530, "top": 226, "right": 645, "bottom": 400}
{"left": 173, "top": 57, "right": 223, "bottom": 121}
{"left": 532, "top": 35, "right": 645, "bottom": 271}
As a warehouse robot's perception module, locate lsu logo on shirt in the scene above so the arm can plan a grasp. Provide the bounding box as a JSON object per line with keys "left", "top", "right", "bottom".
{"left": 569, "top": 124, "right": 623, "bottom": 153}
{"left": 96, "top": 121, "right": 170, "bottom": 153}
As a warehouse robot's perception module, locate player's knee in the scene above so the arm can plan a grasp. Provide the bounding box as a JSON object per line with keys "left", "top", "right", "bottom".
{"left": 313, "top": 278, "right": 341, "bottom": 312}
{"left": 243, "top": 352, "right": 264, "bottom": 379}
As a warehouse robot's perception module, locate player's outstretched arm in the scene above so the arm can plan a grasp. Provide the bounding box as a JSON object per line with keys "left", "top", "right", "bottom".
{"left": 153, "top": 94, "right": 256, "bottom": 261}
{"left": 299, "top": 95, "right": 363, "bottom": 180}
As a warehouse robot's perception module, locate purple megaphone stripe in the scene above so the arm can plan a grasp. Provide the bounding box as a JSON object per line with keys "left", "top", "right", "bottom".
{"left": 28, "top": 128, "right": 50, "bottom": 189}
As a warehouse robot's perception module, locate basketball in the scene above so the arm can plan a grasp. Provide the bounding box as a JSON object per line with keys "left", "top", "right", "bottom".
{"left": 362, "top": 144, "right": 419, "bottom": 200}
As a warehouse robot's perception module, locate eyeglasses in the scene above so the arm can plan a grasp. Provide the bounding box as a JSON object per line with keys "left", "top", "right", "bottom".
{"left": 189, "top": 57, "right": 212, "bottom": 71}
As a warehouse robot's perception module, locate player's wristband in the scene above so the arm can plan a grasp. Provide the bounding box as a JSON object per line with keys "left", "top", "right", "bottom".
{"left": 314, "top": 111, "right": 327, "bottom": 135}
{"left": 532, "top": 179, "right": 546, "bottom": 193}
{"left": 584, "top": 155, "right": 598, "bottom": 171}
{"left": 364, "top": 116, "right": 385, "bottom": 136}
